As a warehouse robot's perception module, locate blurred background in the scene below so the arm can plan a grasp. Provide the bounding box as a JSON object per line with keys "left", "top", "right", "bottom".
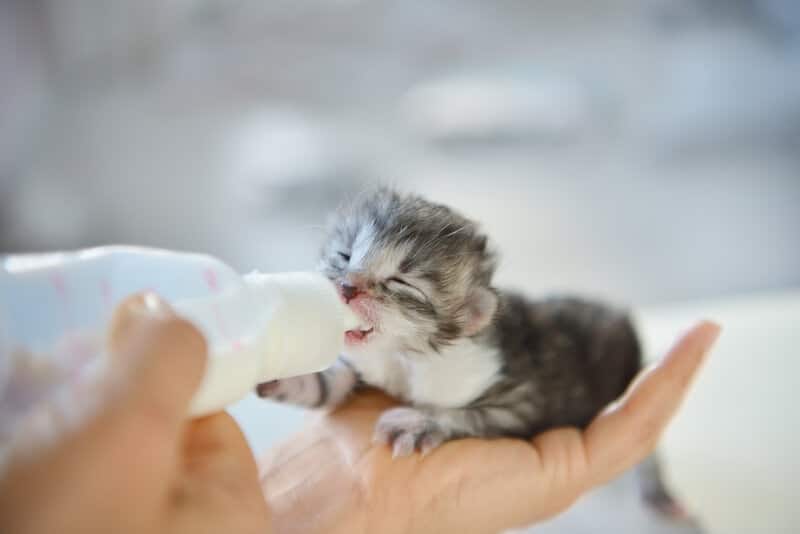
{"left": 1, "top": 0, "right": 798, "bottom": 533}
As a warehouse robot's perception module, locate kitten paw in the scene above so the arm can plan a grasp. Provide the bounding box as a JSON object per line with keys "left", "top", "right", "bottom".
{"left": 255, "top": 375, "right": 323, "bottom": 407}
{"left": 374, "top": 407, "right": 448, "bottom": 457}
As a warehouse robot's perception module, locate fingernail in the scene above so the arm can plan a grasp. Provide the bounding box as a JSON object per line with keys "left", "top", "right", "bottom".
{"left": 125, "top": 292, "right": 176, "bottom": 320}
{"left": 697, "top": 320, "right": 722, "bottom": 349}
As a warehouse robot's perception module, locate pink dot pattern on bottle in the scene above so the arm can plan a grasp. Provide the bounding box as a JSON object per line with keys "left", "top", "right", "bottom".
{"left": 204, "top": 269, "right": 219, "bottom": 292}
{"left": 42, "top": 267, "right": 244, "bottom": 361}
{"left": 49, "top": 271, "right": 72, "bottom": 330}
{"left": 202, "top": 269, "right": 243, "bottom": 353}
{"left": 50, "top": 273, "right": 67, "bottom": 298}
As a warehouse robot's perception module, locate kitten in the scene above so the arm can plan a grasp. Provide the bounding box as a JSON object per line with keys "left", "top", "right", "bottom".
{"left": 256, "top": 188, "right": 641, "bottom": 457}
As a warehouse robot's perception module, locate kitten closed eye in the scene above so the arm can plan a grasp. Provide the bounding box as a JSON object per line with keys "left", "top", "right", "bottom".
{"left": 311, "top": 188, "right": 642, "bottom": 463}
{"left": 386, "top": 277, "right": 427, "bottom": 301}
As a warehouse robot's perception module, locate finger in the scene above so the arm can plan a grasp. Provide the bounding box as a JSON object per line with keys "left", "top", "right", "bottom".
{"left": 178, "top": 413, "right": 270, "bottom": 526}
{"left": 182, "top": 413, "right": 258, "bottom": 481}
{"left": 583, "top": 320, "right": 721, "bottom": 486}
{"left": 107, "top": 293, "right": 208, "bottom": 433}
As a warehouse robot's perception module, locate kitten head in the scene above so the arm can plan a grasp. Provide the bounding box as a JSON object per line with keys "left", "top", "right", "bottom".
{"left": 319, "top": 188, "right": 497, "bottom": 355}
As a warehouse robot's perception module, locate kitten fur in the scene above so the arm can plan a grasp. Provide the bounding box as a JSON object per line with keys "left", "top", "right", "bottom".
{"left": 256, "top": 188, "right": 642, "bottom": 457}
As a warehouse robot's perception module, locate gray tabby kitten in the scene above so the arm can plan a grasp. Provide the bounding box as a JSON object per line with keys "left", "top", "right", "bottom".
{"left": 256, "top": 189, "right": 641, "bottom": 457}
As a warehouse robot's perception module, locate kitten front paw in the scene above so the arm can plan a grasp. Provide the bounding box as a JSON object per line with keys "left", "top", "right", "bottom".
{"left": 374, "top": 407, "right": 448, "bottom": 457}
{"left": 255, "top": 375, "right": 324, "bottom": 407}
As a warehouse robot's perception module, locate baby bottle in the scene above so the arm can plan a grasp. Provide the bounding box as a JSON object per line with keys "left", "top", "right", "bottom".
{"left": 0, "top": 246, "right": 359, "bottom": 417}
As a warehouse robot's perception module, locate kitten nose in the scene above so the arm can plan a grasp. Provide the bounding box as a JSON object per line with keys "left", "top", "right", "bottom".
{"left": 340, "top": 282, "right": 360, "bottom": 303}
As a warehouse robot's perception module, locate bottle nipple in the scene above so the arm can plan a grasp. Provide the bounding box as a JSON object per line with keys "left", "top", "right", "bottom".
{"left": 340, "top": 301, "right": 361, "bottom": 331}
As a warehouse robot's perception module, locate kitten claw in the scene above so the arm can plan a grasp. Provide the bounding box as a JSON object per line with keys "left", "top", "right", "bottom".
{"left": 419, "top": 433, "right": 445, "bottom": 456}
{"left": 374, "top": 407, "right": 448, "bottom": 457}
{"left": 392, "top": 433, "right": 417, "bottom": 458}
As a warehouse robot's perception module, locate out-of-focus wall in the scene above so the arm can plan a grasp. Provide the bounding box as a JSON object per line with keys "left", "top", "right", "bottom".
{"left": 3, "top": 3, "right": 799, "bottom": 533}
{"left": 1, "top": 0, "right": 799, "bottom": 305}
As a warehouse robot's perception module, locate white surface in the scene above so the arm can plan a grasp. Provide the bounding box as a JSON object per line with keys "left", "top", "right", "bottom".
{"left": 232, "top": 290, "right": 800, "bottom": 533}
{"left": 637, "top": 291, "right": 800, "bottom": 534}
{"left": 515, "top": 467, "right": 704, "bottom": 534}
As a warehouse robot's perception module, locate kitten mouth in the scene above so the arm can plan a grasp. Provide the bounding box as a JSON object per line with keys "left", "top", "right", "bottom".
{"left": 345, "top": 327, "right": 374, "bottom": 344}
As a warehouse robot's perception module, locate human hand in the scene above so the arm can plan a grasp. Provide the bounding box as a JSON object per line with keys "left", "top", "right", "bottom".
{"left": 0, "top": 294, "right": 271, "bottom": 534}
{"left": 259, "top": 321, "right": 721, "bottom": 534}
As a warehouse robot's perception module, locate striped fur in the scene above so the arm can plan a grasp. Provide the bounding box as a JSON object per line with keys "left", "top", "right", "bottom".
{"left": 257, "top": 189, "right": 641, "bottom": 457}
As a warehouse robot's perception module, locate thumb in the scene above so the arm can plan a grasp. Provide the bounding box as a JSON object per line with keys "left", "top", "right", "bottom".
{"left": 107, "top": 293, "right": 208, "bottom": 432}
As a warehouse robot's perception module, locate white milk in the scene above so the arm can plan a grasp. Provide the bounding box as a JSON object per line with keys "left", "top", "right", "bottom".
{"left": 0, "top": 246, "right": 359, "bottom": 417}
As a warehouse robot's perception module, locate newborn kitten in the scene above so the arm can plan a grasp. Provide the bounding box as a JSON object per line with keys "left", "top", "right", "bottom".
{"left": 256, "top": 189, "right": 641, "bottom": 457}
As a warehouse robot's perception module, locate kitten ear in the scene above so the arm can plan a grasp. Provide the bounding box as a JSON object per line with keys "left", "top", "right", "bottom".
{"left": 463, "top": 287, "right": 498, "bottom": 336}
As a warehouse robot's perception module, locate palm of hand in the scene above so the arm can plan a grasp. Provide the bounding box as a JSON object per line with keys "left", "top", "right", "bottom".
{"left": 260, "top": 321, "right": 717, "bottom": 534}
{"left": 262, "top": 392, "right": 614, "bottom": 534}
